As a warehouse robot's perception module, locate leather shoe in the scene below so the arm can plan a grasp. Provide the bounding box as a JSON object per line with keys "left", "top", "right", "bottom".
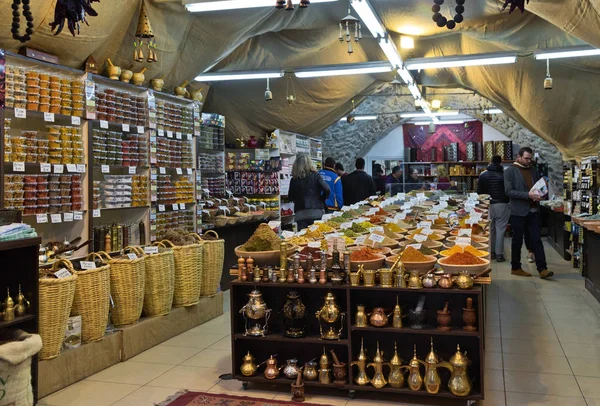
{"left": 496, "top": 256, "right": 505, "bottom": 263}
{"left": 511, "top": 269, "right": 532, "bottom": 277}
{"left": 539, "top": 269, "right": 554, "bottom": 279}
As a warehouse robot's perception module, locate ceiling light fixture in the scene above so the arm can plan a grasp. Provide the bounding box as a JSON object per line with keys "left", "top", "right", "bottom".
{"left": 414, "top": 119, "right": 465, "bottom": 125}
{"left": 195, "top": 70, "right": 283, "bottom": 82}
{"left": 401, "top": 111, "right": 459, "bottom": 118}
{"left": 184, "top": 0, "right": 337, "bottom": 12}
{"left": 405, "top": 53, "right": 517, "bottom": 70}
{"left": 295, "top": 62, "right": 392, "bottom": 78}
{"left": 431, "top": 99, "right": 441, "bottom": 109}
{"left": 400, "top": 36, "right": 414, "bottom": 49}
{"left": 339, "top": 115, "right": 377, "bottom": 121}
{"left": 483, "top": 108, "right": 503, "bottom": 114}
{"left": 534, "top": 45, "right": 600, "bottom": 59}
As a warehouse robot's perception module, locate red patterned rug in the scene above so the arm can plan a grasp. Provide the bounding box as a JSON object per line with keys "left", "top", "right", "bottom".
{"left": 159, "top": 391, "right": 327, "bottom": 406}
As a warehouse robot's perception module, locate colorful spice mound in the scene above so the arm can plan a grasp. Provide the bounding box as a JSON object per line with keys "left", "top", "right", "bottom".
{"left": 384, "top": 223, "right": 403, "bottom": 233}
{"left": 444, "top": 252, "right": 486, "bottom": 265}
{"left": 299, "top": 246, "right": 322, "bottom": 260}
{"left": 329, "top": 216, "right": 346, "bottom": 224}
{"left": 343, "top": 229, "right": 359, "bottom": 238}
{"left": 376, "top": 208, "right": 389, "bottom": 216}
{"left": 287, "top": 236, "right": 310, "bottom": 246}
{"left": 350, "top": 223, "right": 367, "bottom": 233}
{"left": 342, "top": 236, "right": 355, "bottom": 245}
{"left": 401, "top": 246, "right": 430, "bottom": 262}
{"left": 404, "top": 239, "right": 440, "bottom": 248}
{"left": 417, "top": 246, "right": 436, "bottom": 255}
{"left": 242, "top": 224, "right": 281, "bottom": 251}
{"left": 441, "top": 245, "right": 487, "bottom": 257}
{"left": 368, "top": 215, "right": 385, "bottom": 224}
{"left": 358, "top": 221, "right": 375, "bottom": 229}
{"left": 350, "top": 248, "right": 380, "bottom": 261}
{"left": 464, "top": 245, "right": 487, "bottom": 257}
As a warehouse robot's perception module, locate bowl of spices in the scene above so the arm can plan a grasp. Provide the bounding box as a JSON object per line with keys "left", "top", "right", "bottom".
{"left": 438, "top": 252, "right": 490, "bottom": 273}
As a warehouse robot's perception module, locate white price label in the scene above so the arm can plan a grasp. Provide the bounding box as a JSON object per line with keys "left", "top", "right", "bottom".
{"left": 63, "top": 212, "right": 74, "bottom": 222}
{"left": 187, "top": 134, "right": 193, "bottom": 141}
{"left": 14, "top": 108, "right": 26, "bottom": 118}
{"left": 322, "top": 214, "right": 333, "bottom": 221}
{"left": 440, "top": 211, "right": 450, "bottom": 219}
{"left": 308, "top": 241, "right": 321, "bottom": 248}
{"left": 309, "top": 225, "right": 319, "bottom": 232}
{"left": 395, "top": 193, "right": 406, "bottom": 201}
{"left": 458, "top": 228, "right": 472, "bottom": 237}
{"left": 128, "top": 166, "right": 136, "bottom": 174}
{"left": 426, "top": 214, "right": 438, "bottom": 221}
{"left": 144, "top": 246, "right": 159, "bottom": 254}
{"left": 438, "top": 201, "right": 448, "bottom": 209}
{"left": 385, "top": 217, "right": 393, "bottom": 223}
{"left": 340, "top": 222, "right": 352, "bottom": 230}
{"left": 36, "top": 214, "right": 48, "bottom": 224}
{"left": 44, "top": 112, "right": 55, "bottom": 122}
{"left": 176, "top": 168, "right": 183, "bottom": 175}
{"left": 466, "top": 217, "right": 479, "bottom": 226}
{"left": 122, "top": 123, "right": 130, "bottom": 132}
{"left": 395, "top": 212, "right": 407, "bottom": 220}
{"left": 354, "top": 236, "right": 367, "bottom": 245}
{"left": 180, "top": 203, "right": 186, "bottom": 210}
{"left": 101, "top": 165, "right": 109, "bottom": 173}
{"left": 333, "top": 211, "right": 343, "bottom": 217}
{"left": 341, "top": 206, "right": 351, "bottom": 212}
{"left": 80, "top": 261, "right": 96, "bottom": 270}
{"left": 54, "top": 268, "right": 71, "bottom": 278}
{"left": 158, "top": 129, "right": 165, "bottom": 137}
{"left": 12, "top": 162, "right": 25, "bottom": 172}
{"left": 159, "top": 167, "right": 166, "bottom": 174}
{"left": 417, "top": 192, "right": 426, "bottom": 199}
{"left": 282, "top": 230, "right": 294, "bottom": 239}
{"left": 93, "top": 209, "right": 101, "bottom": 218}
{"left": 469, "top": 193, "right": 479, "bottom": 200}
{"left": 407, "top": 243, "right": 422, "bottom": 250}
{"left": 176, "top": 132, "right": 182, "bottom": 139}
{"left": 455, "top": 237, "right": 472, "bottom": 246}
{"left": 369, "top": 226, "right": 384, "bottom": 233}
{"left": 137, "top": 126, "right": 144, "bottom": 134}
{"left": 166, "top": 131, "right": 173, "bottom": 138}
{"left": 268, "top": 221, "right": 281, "bottom": 230}
{"left": 66, "top": 164, "right": 77, "bottom": 173}
{"left": 368, "top": 233, "right": 385, "bottom": 243}
{"left": 172, "top": 204, "right": 179, "bottom": 211}
{"left": 76, "top": 164, "right": 86, "bottom": 173}
{"left": 413, "top": 234, "right": 428, "bottom": 242}
{"left": 296, "top": 229, "right": 307, "bottom": 236}
{"left": 127, "top": 253, "right": 138, "bottom": 260}
{"left": 40, "top": 163, "right": 51, "bottom": 173}
{"left": 71, "top": 116, "right": 81, "bottom": 125}
{"left": 73, "top": 211, "right": 83, "bottom": 220}
{"left": 158, "top": 204, "right": 165, "bottom": 212}
{"left": 54, "top": 164, "right": 64, "bottom": 174}
{"left": 50, "top": 213, "right": 62, "bottom": 223}
{"left": 100, "top": 120, "right": 109, "bottom": 129}
{"left": 401, "top": 204, "right": 411, "bottom": 210}
{"left": 186, "top": 168, "right": 193, "bottom": 175}
{"left": 421, "top": 229, "right": 434, "bottom": 235}
{"left": 439, "top": 195, "right": 450, "bottom": 201}
{"left": 417, "top": 221, "right": 432, "bottom": 229}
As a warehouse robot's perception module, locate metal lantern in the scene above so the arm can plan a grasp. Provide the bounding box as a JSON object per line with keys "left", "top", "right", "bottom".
{"left": 286, "top": 75, "right": 297, "bottom": 105}
{"left": 339, "top": 7, "right": 361, "bottom": 55}
{"left": 134, "top": 0, "right": 158, "bottom": 63}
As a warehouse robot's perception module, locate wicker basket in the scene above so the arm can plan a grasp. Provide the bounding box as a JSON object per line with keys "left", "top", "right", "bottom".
{"left": 70, "top": 253, "right": 111, "bottom": 343}
{"left": 199, "top": 230, "right": 224, "bottom": 297}
{"left": 131, "top": 245, "right": 175, "bottom": 317}
{"left": 39, "top": 259, "right": 78, "bottom": 360}
{"left": 161, "top": 236, "right": 203, "bottom": 307}
{"left": 98, "top": 250, "right": 145, "bottom": 327}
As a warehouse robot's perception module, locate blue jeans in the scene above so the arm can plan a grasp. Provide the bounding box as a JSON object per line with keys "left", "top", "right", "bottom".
{"left": 510, "top": 211, "right": 547, "bottom": 273}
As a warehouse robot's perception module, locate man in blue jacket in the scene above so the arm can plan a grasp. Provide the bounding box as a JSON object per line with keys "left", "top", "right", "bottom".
{"left": 319, "top": 157, "right": 343, "bottom": 211}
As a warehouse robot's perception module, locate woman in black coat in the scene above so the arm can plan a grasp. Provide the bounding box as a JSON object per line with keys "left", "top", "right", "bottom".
{"left": 288, "top": 154, "right": 331, "bottom": 231}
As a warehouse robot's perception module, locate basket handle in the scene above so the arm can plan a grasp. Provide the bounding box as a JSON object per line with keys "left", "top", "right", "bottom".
{"left": 96, "top": 251, "right": 113, "bottom": 261}
{"left": 160, "top": 240, "right": 175, "bottom": 247}
{"left": 203, "top": 230, "right": 220, "bottom": 239}
{"left": 86, "top": 252, "right": 106, "bottom": 263}
{"left": 153, "top": 241, "right": 167, "bottom": 249}
{"left": 51, "top": 258, "right": 75, "bottom": 272}
{"left": 190, "top": 233, "right": 204, "bottom": 244}
{"left": 124, "top": 246, "right": 144, "bottom": 256}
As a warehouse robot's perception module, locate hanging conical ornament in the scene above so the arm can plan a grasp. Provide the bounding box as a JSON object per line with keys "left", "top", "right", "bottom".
{"left": 339, "top": 9, "right": 360, "bottom": 55}
{"left": 135, "top": 0, "right": 154, "bottom": 39}
{"left": 136, "top": 47, "right": 144, "bottom": 62}
{"left": 147, "top": 48, "right": 155, "bottom": 63}
{"left": 285, "top": 0, "right": 295, "bottom": 10}
{"left": 300, "top": 0, "right": 310, "bottom": 8}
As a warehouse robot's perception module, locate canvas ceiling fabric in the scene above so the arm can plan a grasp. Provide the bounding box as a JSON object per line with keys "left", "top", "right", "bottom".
{"left": 0, "top": 0, "right": 599, "bottom": 157}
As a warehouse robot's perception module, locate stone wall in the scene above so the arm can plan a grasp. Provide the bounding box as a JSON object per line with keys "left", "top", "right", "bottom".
{"left": 320, "top": 87, "right": 564, "bottom": 195}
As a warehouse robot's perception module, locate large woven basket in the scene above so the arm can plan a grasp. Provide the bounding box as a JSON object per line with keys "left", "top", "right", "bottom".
{"left": 98, "top": 250, "right": 145, "bottom": 327}
{"left": 161, "top": 235, "right": 203, "bottom": 307}
{"left": 70, "top": 253, "right": 111, "bottom": 343}
{"left": 199, "top": 230, "right": 224, "bottom": 297}
{"left": 39, "top": 259, "right": 78, "bottom": 360}
{"left": 131, "top": 245, "right": 175, "bottom": 317}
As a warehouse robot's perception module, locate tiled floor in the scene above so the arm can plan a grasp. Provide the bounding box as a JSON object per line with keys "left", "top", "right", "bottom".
{"left": 39, "top": 239, "right": 600, "bottom": 406}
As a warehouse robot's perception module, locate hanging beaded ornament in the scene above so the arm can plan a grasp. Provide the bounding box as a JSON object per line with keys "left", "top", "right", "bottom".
{"left": 431, "top": 0, "right": 465, "bottom": 30}
{"left": 11, "top": 0, "right": 34, "bottom": 43}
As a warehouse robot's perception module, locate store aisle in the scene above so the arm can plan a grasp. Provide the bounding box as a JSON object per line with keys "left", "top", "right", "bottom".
{"left": 39, "top": 240, "right": 600, "bottom": 406}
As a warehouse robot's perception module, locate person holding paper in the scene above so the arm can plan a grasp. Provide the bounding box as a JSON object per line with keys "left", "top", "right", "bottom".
{"left": 288, "top": 154, "right": 331, "bottom": 231}
{"left": 504, "top": 147, "right": 553, "bottom": 279}
{"left": 477, "top": 155, "right": 509, "bottom": 262}
{"left": 342, "top": 158, "right": 376, "bottom": 205}
{"left": 318, "top": 157, "right": 344, "bottom": 212}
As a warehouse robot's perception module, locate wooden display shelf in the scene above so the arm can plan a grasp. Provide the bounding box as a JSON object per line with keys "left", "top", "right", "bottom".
{"left": 0, "top": 314, "right": 35, "bottom": 329}
{"left": 345, "top": 384, "right": 483, "bottom": 400}
{"left": 234, "top": 333, "right": 348, "bottom": 345}
{"left": 350, "top": 325, "right": 479, "bottom": 337}
{"left": 234, "top": 374, "right": 348, "bottom": 389}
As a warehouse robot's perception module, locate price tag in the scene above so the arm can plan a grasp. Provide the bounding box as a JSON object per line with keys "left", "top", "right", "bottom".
{"left": 80, "top": 261, "right": 96, "bottom": 270}
{"left": 77, "top": 164, "right": 86, "bottom": 173}
{"left": 309, "top": 225, "right": 319, "bottom": 232}
{"left": 268, "top": 220, "right": 281, "bottom": 229}
{"left": 187, "top": 134, "right": 193, "bottom": 141}
{"left": 354, "top": 236, "right": 367, "bottom": 245}
{"left": 369, "top": 233, "right": 385, "bottom": 243}
{"left": 455, "top": 237, "right": 472, "bottom": 246}
{"left": 118, "top": 123, "right": 129, "bottom": 132}
{"left": 369, "top": 226, "right": 384, "bottom": 233}
{"left": 401, "top": 204, "right": 411, "bottom": 210}
{"left": 395, "top": 193, "right": 406, "bottom": 201}
{"left": 469, "top": 192, "right": 479, "bottom": 200}
{"left": 100, "top": 164, "right": 110, "bottom": 174}
{"left": 176, "top": 132, "right": 182, "bottom": 140}
{"left": 12, "top": 162, "right": 25, "bottom": 172}
{"left": 127, "top": 253, "right": 138, "bottom": 260}
{"left": 66, "top": 164, "right": 77, "bottom": 173}
{"left": 73, "top": 211, "right": 83, "bottom": 220}
{"left": 166, "top": 131, "right": 173, "bottom": 138}
{"left": 440, "top": 195, "right": 450, "bottom": 201}
{"left": 413, "top": 234, "right": 428, "bottom": 242}
{"left": 333, "top": 211, "right": 343, "bottom": 217}
{"left": 417, "top": 192, "right": 426, "bottom": 199}
{"left": 159, "top": 167, "right": 166, "bottom": 174}
{"left": 395, "top": 212, "right": 407, "bottom": 220}
{"left": 297, "top": 229, "right": 307, "bottom": 236}
{"left": 100, "top": 120, "right": 109, "bottom": 129}
{"left": 385, "top": 217, "right": 393, "bottom": 223}
{"left": 326, "top": 232, "right": 342, "bottom": 239}
{"left": 466, "top": 217, "right": 480, "bottom": 226}
{"left": 93, "top": 209, "right": 101, "bottom": 218}
{"left": 426, "top": 214, "right": 438, "bottom": 221}
{"left": 128, "top": 166, "right": 136, "bottom": 174}
{"left": 42, "top": 112, "right": 55, "bottom": 122}
{"left": 36, "top": 214, "right": 48, "bottom": 224}
{"left": 158, "top": 129, "right": 165, "bottom": 137}
{"left": 322, "top": 214, "right": 333, "bottom": 221}
{"left": 308, "top": 241, "right": 321, "bottom": 248}
{"left": 137, "top": 126, "right": 144, "bottom": 134}
{"left": 421, "top": 229, "right": 434, "bottom": 235}
{"left": 341, "top": 206, "right": 351, "bottom": 212}
{"left": 63, "top": 212, "right": 74, "bottom": 222}
{"left": 40, "top": 163, "right": 51, "bottom": 173}
{"left": 407, "top": 243, "right": 422, "bottom": 250}
{"left": 50, "top": 213, "right": 62, "bottom": 223}
{"left": 144, "top": 246, "right": 159, "bottom": 254}
{"left": 340, "top": 222, "right": 352, "bottom": 230}
{"left": 438, "top": 201, "right": 448, "bottom": 209}
{"left": 176, "top": 168, "right": 183, "bottom": 175}
{"left": 458, "top": 228, "right": 472, "bottom": 237}
{"left": 54, "top": 164, "right": 64, "bottom": 174}
{"left": 282, "top": 230, "right": 294, "bottom": 239}
{"left": 186, "top": 168, "right": 193, "bottom": 175}
{"left": 440, "top": 211, "right": 450, "bottom": 219}
{"left": 417, "top": 221, "right": 432, "bottom": 229}
{"left": 54, "top": 268, "right": 71, "bottom": 279}
{"left": 14, "top": 108, "right": 26, "bottom": 118}
{"left": 172, "top": 204, "right": 179, "bottom": 211}
{"left": 158, "top": 204, "right": 165, "bottom": 212}
{"left": 71, "top": 116, "right": 81, "bottom": 125}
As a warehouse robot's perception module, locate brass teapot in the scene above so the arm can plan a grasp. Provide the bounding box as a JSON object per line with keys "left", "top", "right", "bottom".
{"left": 1, "top": 288, "right": 15, "bottom": 322}
{"left": 406, "top": 345, "right": 427, "bottom": 391}
{"left": 282, "top": 358, "right": 301, "bottom": 379}
{"left": 454, "top": 270, "right": 474, "bottom": 290}
{"left": 438, "top": 345, "right": 472, "bottom": 397}
{"left": 367, "top": 341, "right": 390, "bottom": 389}
{"left": 369, "top": 307, "right": 391, "bottom": 328}
{"left": 264, "top": 355, "right": 280, "bottom": 379}
{"left": 350, "top": 338, "right": 370, "bottom": 385}
{"left": 239, "top": 289, "right": 272, "bottom": 337}
{"left": 388, "top": 342, "right": 406, "bottom": 389}
{"left": 240, "top": 351, "right": 258, "bottom": 377}
{"left": 423, "top": 338, "right": 446, "bottom": 394}
{"left": 315, "top": 292, "right": 345, "bottom": 340}
{"left": 303, "top": 360, "right": 318, "bottom": 381}
{"left": 14, "top": 285, "right": 30, "bottom": 317}
{"left": 407, "top": 270, "right": 423, "bottom": 289}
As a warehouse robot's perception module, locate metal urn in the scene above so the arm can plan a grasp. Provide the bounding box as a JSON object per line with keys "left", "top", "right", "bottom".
{"left": 282, "top": 291, "right": 307, "bottom": 338}
{"left": 315, "top": 292, "right": 345, "bottom": 340}
{"left": 239, "top": 289, "right": 272, "bottom": 337}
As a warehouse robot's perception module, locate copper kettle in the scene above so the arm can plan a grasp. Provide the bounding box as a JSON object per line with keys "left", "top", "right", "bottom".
{"left": 369, "top": 307, "right": 392, "bottom": 327}
{"left": 264, "top": 355, "right": 281, "bottom": 380}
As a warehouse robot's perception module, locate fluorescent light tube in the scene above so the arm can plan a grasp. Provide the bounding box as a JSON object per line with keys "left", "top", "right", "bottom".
{"left": 405, "top": 53, "right": 517, "bottom": 70}
{"left": 484, "top": 108, "right": 503, "bottom": 114}
{"left": 535, "top": 46, "right": 600, "bottom": 60}
{"left": 431, "top": 100, "right": 441, "bottom": 109}
{"left": 295, "top": 64, "right": 392, "bottom": 78}
{"left": 379, "top": 38, "right": 402, "bottom": 69}
{"left": 195, "top": 71, "right": 283, "bottom": 81}
{"left": 401, "top": 111, "right": 459, "bottom": 118}
{"left": 339, "top": 115, "right": 377, "bottom": 121}
{"left": 350, "top": 0, "right": 385, "bottom": 38}
{"left": 413, "top": 120, "right": 465, "bottom": 125}
{"left": 185, "top": 0, "right": 337, "bottom": 12}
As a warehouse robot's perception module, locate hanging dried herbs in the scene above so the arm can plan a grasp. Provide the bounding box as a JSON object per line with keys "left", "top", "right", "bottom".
{"left": 49, "top": 0, "right": 100, "bottom": 37}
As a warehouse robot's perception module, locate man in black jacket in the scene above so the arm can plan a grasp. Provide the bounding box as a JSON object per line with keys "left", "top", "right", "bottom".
{"left": 342, "top": 158, "right": 377, "bottom": 205}
{"left": 477, "top": 156, "right": 509, "bottom": 262}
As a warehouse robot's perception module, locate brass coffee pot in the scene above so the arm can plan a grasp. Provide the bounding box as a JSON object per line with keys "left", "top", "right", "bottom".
{"left": 368, "top": 307, "right": 391, "bottom": 328}
{"left": 392, "top": 296, "right": 405, "bottom": 328}
{"left": 240, "top": 351, "right": 258, "bottom": 377}
{"left": 438, "top": 345, "right": 472, "bottom": 397}
{"left": 388, "top": 341, "right": 407, "bottom": 389}
{"left": 315, "top": 292, "right": 345, "bottom": 340}
{"left": 264, "top": 355, "right": 281, "bottom": 379}
{"left": 406, "top": 345, "right": 427, "bottom": 391}
{"left": 407, "top": 270, "right": 423, "bottom": 289}
{"left": 355, "top": 304, "right": 367, "bottom": 327}
{"left": 350, "top": 338, "right": 370, "bottom": 385}
{"left": 367, "top": 341, "right": 390, "bottom": 389}
{"left": 318, "top": 347, "right": 331, "bottom": 384}
{"left": 1, "top": 288, "right": 15, "bottom": 322}
{"left": 239, "top": 289, "right": 272, "bottom": 337}
{"left": 303, "top": 360, "right": 318, "bottom": 381}
{"left": 14, "top": 285, "right": 30, "bottom": 317}
{"left": 423, "top": 338, "right": 446, "bottom": 394}
{"left": 282, "top": 359, "right": 301, "bottom": 379}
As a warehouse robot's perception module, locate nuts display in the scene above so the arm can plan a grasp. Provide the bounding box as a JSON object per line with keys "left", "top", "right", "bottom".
{"left": 95, "top": 88, "right": 146, "bottom": 126}
{"left": 5, "top": 174, "right": 82, "bottom": 215}
{"left": 92, "top": 129, "right": 148, "bottom": 167}
{"left": 153, "top": 210, "right": 195, "bottom": 240}
{"left": 101, "top": 175, "right": 148, "bottom": 209}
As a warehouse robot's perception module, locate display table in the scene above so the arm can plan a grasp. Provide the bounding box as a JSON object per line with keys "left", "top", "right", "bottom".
{"left": 541, "top": 206, "right": 571, "bottom": 260}
{"left": 229, "top": 281, "right": 486, "bottom": 403}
